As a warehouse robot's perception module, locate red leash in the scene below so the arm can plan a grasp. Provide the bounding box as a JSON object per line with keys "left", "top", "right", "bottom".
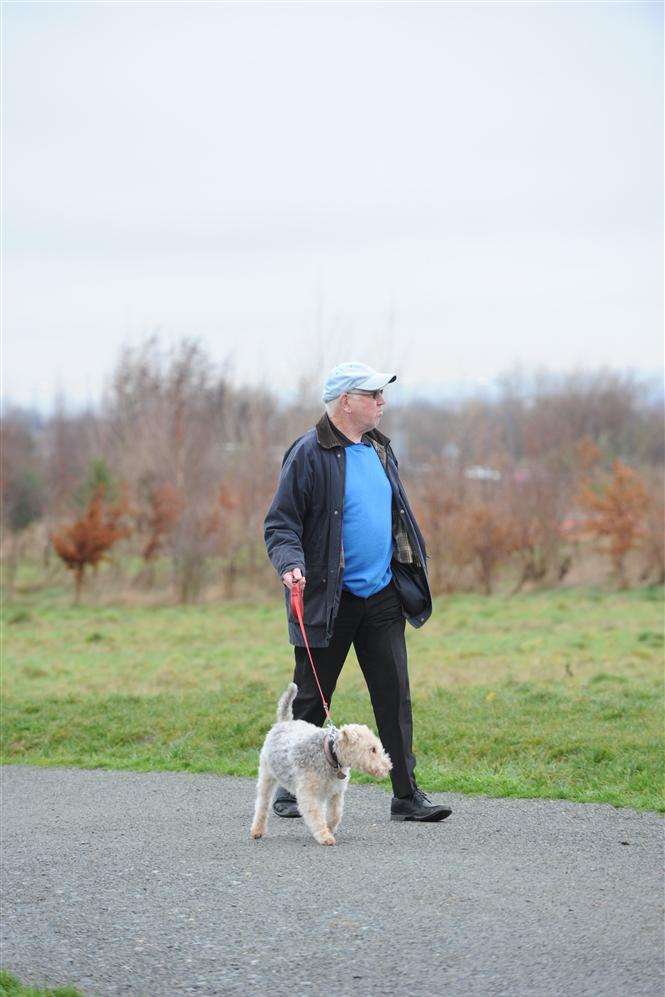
{"left": 290, "top": 584, "right": 333, "bottom": 725}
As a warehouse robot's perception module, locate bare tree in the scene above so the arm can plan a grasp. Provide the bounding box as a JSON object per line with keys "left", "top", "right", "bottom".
{"left": 1, "top": 410, "right": 45, "bottom": 596}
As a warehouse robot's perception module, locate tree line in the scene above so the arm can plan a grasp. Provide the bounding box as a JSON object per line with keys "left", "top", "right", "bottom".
{"left": 2, "top": 338, "right": 663, "bottom": 602}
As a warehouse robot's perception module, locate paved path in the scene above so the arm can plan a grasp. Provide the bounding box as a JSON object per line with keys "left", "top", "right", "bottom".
{"left": 1, "top": 766, "right": 662, "bottom": 996}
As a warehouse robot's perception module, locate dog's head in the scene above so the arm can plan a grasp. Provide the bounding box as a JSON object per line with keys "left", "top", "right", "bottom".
{"left": 336, "top": 724, "right": 392, "bottom": 779}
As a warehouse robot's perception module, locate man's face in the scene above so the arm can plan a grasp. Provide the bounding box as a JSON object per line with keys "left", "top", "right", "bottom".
{"left": 343, "top": 388, "right": 386, "bottom": 432}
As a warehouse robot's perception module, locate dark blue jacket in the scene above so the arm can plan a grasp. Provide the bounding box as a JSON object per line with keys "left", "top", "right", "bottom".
{"left": 264, "top": 413, "right": 432, "bottom": 647}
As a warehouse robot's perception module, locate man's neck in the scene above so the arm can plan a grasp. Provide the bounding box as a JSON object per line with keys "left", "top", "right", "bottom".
{"left": 329, "top": 413, "right": 365, "bottom": 444}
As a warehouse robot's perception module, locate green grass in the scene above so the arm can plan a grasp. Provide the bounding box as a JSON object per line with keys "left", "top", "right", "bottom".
{"left": 0, "top": 970, "right": 82, "bottom": 997}
{"left": 2, "top": 586, "right": 664, "bottom": 812}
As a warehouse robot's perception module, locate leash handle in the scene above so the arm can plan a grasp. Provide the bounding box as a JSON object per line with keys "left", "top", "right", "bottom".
{"left": 290, "top": 584, "right": 333, "bottom": 725}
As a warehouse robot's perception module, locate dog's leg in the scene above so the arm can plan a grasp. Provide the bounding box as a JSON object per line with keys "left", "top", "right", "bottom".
{"left": 250, "top": 757, "right": 277, "bottom": 839}
{"left": 326, "top": 791, "right": 345, "bottom": 835}
{"left": 296, "top": 775, "right": 335, "bottom": 846}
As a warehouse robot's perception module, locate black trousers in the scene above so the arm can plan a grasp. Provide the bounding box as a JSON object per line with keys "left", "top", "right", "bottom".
{"left": 291, "top": 580, "right": 417, "bottom": 798}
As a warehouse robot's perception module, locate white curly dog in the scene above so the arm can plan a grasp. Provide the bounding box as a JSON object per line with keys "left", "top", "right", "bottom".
{"left": 251, "top": 683, "right": 392, "bottom": 845}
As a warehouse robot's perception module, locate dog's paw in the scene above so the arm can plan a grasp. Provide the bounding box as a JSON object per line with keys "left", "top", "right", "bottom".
{"left": 250, "top": 827, "right": 264, "bottom": 839}
{"left": 320, "top": 834, "right": 336, "bottom": 846}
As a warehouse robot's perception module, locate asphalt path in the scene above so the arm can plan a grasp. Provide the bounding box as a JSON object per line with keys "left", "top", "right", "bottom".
{"left": 1, "top": 766, "right": 662, "bottom": 997}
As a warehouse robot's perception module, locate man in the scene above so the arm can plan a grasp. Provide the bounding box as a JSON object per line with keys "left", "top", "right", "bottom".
{"left": 263, "top": 361, "right": 452, "bottom": 822}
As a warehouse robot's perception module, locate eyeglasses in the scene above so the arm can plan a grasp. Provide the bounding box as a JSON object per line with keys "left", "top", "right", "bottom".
{"left": 346, "top": 389, "right": 384, "bottom": 400}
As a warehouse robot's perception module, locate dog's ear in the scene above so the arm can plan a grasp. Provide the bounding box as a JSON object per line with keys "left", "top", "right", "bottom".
{"left": 339, "top": 726, "right": 358, "bottom": 747}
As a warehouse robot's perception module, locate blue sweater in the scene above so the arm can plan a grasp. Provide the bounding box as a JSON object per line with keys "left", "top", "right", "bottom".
{"left": 342, "top": 442, "right": 393, "bottom": 597}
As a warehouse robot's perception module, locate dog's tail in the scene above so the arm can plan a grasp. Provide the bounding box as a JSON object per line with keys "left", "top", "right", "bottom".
{"left": 276, "top": 682, "right": 298, "bottom": 723}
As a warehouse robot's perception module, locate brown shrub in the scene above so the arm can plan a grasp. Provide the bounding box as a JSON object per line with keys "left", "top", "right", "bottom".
{"left": 448, "top": 500, "right": 522, "bottom": 595}
{"left": 52, "top": 487, "right": 131, "bottom": 602}
{"left": 140, "top": 482, "right": 185, "bottom": 563}
{"left": 575, "top": 460, "right": 651, "bottom": 588}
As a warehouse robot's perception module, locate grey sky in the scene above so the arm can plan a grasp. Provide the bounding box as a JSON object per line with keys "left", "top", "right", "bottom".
{"left": 3, "top": 1, "right": 663, "bottom": 409}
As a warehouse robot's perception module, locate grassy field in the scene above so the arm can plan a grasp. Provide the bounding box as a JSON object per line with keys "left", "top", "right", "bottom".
{"left": 2, "top": 585, "right": 663, "bottom": 812}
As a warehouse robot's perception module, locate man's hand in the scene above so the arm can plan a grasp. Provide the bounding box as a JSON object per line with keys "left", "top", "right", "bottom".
{"left": 282, "top": 567, "right": 306, "bottom": 591}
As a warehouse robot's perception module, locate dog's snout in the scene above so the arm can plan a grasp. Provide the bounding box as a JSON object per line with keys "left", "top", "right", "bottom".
{"left": 372, "top": 752, "right": 392, "bottom": 778}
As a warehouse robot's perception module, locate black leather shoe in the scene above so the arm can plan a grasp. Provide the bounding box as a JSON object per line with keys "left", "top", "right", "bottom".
{"left": 273, "top": 788, "right": 301, "bottom": 818}
{"left": 390, "top": 787, "right": 452, "bottom": 822}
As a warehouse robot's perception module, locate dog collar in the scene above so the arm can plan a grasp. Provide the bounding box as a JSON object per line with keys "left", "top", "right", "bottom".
{"left": 323, "top": 727, "right": 348, "bottom": 780}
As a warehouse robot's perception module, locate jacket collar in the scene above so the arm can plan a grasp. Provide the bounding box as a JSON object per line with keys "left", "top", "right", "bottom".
{"left": 315, "top": 412, "right": 391, "bottom": 451}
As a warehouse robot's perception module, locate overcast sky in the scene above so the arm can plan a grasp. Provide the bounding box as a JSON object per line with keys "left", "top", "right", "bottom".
{"left": 3, "top": 1, "right": 663, "bottom": 410}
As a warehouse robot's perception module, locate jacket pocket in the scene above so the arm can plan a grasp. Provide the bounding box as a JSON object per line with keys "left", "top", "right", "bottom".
{"left": 391, "top": 560, "right": 429, "bottom": 616}
{"left": 300, "top": 563, "right": 327, "bottom": 628}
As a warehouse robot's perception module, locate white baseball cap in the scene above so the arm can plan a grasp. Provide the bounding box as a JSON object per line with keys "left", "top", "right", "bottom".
{"left": 322, "top": 362, "right": 397, "bottom": 403}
